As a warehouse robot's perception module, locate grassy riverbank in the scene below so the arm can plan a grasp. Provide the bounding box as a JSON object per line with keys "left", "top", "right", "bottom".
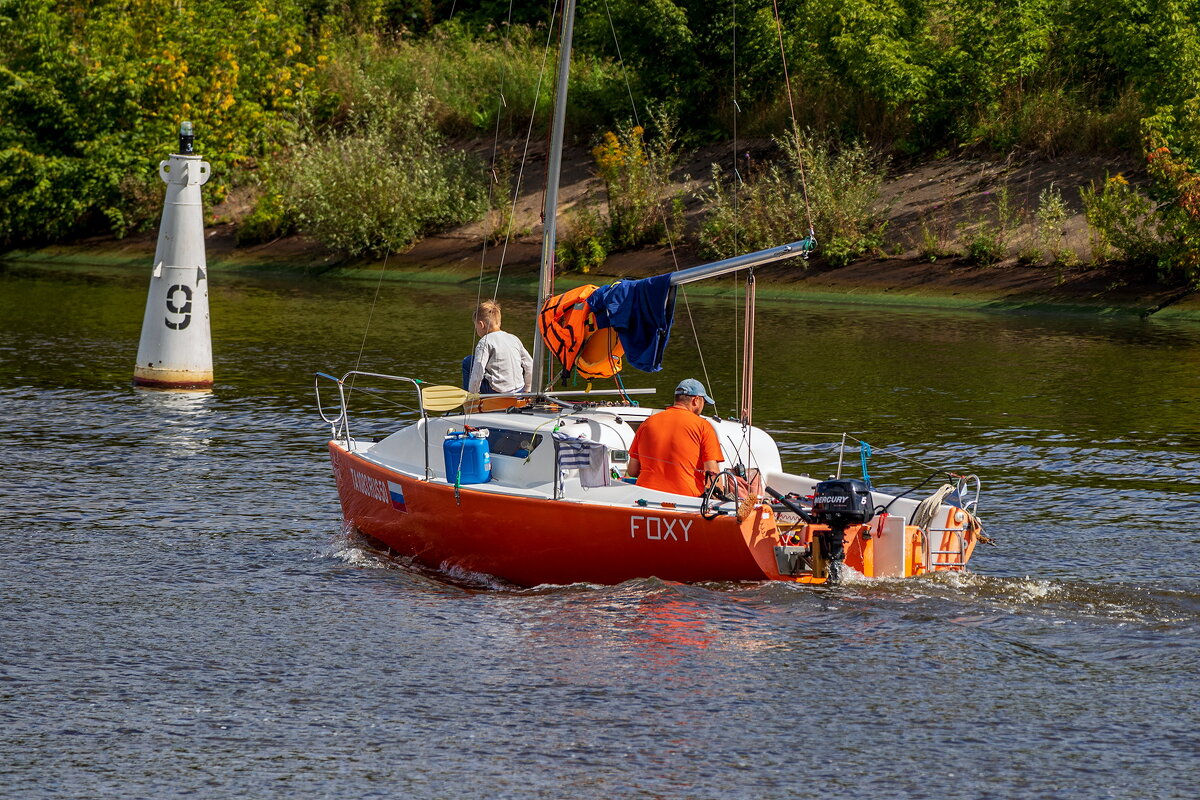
{"left": 4, "top": 3, "right": 1200, "bottom": 300}
{"left": 9, "top": 188, "right": 1200, "bottom": 322}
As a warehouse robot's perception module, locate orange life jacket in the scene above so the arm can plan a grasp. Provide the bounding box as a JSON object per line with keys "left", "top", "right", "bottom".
{"left": 538, "top": 284, "right": 624, "bottom": 381}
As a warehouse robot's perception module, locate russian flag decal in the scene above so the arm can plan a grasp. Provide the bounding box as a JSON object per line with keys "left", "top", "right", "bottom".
{"left": 387, "top": 481, "right": 408, "bottom": 512}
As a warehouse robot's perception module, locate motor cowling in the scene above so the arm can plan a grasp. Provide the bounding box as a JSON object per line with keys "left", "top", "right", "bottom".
{"left": 811, "top": 479, "right": 874, "bottom": 529}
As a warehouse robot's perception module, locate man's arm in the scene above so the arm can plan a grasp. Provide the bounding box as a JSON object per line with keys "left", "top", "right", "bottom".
{"left": 699, "top": 423, "right": 724, "bottom": 473}
{"left": 626, "top": 428, "right": 643, "bottom": 479}
{"left": 697, "top": 422, "right": 723, "bottom": 491}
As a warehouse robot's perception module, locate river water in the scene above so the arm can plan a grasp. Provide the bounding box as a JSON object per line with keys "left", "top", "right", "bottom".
{"left": 1, "top": 261, "right": 1196, "bottom": 798}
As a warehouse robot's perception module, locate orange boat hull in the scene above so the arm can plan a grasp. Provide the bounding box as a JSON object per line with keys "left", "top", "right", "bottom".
{"left": 329, "top": 443, "right": 977, "bottom": 586}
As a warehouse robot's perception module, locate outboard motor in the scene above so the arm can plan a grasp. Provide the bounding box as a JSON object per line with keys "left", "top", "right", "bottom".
{"left": 810, "top": 479, "right": 874, "bottom": 583}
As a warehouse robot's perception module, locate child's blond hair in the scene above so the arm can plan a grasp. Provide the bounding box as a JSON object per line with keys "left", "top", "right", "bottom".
{"left": 473, "top": 300, "right": 502, "bottom": 331}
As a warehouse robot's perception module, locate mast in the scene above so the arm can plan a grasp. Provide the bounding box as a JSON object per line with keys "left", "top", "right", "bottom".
{"left": 531, "top": 0, "right": 577, "bottom": 390}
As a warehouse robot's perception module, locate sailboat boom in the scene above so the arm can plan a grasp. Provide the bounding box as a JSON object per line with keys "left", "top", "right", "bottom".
{"left": 667, "top": 239, "right": 814, "bottom": 287}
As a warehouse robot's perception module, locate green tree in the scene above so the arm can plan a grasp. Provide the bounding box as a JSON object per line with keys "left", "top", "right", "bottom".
{"left": 0, "top": 0, "right": 322, "bottom": 245}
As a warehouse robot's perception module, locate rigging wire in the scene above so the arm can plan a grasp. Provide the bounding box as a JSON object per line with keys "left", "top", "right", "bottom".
{"left": 477, "top": 0, "right": 519, "bottom": 309}
{"left": 464, "top": 0, "right": 560, "bottom": 416}
{"left": 602, "top": 0, "right": 639, "bottom": 120}
{"left": 770, "top": 0, "right": 815, "bottom": 235}
{"left": 740, "top": 268, "right": 755, "bottom": 424}
{"left": 534, "top": 0, "right": 569, "bottom": 391}
{"left": 731, "top": 0, "right": 742, "bottom": 420}
{"left": 785, "top": 430, "right": 967, "bottom": 478}
{"left": 732, "top": 270, "right": 741, "bottom": 419}
{"left": 600, "top": 0, "right": 713, "bottom": 403}
{"left": 341, "top": 383, "right": 421, "bottom": 417}
{"left": 536, "top": 0, "right": 561, "bottom": 307}
{"left": 347, "top": 245, "right": 392, "bottom": 396}
{"left": 727, "top": 1, "right": 756, "bottom": 432}
{"left": 487, "top": 0, "right": 561, "bottom": 303}
{"left": 730, "top": 0, "right": 755, "bottom": 427}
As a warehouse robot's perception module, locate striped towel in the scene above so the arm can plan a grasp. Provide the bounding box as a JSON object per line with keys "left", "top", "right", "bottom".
{"left": 553, "top": 431, "right": 594, "bottom": 470}
{"left": 553, "top": 432, "right": 616, "bottom": 487}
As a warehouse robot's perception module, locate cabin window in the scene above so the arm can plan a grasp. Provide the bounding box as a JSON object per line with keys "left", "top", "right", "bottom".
{"left": 487, "top": 428, "right": 543, "bottom": 458}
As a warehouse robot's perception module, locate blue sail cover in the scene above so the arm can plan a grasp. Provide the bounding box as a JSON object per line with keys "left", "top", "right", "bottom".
{"left": 587, "top": 274, "right": 677, "bottom": 372}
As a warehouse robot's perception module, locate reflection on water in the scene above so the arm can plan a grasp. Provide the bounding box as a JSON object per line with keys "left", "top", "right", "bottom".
{"left": 133, "top": 386, "right": 216, "bottom": 458}
{"left": 1, "top": 261, "right": 1197, "bottom": 798}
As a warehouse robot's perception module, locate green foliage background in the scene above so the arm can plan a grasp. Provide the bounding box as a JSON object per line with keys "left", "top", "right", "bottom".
{"left": 2, "top": 0, "right": 1199, "bottom": 271}
{"left": 0, "top": 0, "right": 323, "bottom": 244}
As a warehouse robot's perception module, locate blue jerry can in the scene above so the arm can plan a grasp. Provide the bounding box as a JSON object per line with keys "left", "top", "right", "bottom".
{"left": 443, "top": 429, "right": 491, "bottom": 484}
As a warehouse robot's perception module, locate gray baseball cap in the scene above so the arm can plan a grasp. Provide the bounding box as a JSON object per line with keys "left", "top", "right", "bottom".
{"left": 675, "top": 378, "right": 715, "bottom": 405}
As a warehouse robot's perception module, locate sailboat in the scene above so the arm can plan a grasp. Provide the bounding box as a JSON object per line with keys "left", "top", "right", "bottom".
{"left": 316, "top": 2, "right": 985, "bottom": 587}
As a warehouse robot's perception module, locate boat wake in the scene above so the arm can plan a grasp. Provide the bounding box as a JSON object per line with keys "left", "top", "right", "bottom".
{"left": 801, "top": 568, "right": 1200, "bottom": 627}
{"left": 320, "top": 523, "right": 522, "bottom": 592}
{"left": 320, "top": 525, "right": 397, "bottom": 571}
{"left": 934, "top": 570, "right": 1199, "bottom": 625}
{"left": 321, "top": 520, "right": 1195, "bottom": 633}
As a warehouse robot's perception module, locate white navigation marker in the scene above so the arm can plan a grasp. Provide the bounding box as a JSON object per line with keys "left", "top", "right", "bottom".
{"left": 134, "top": 121, "right": 214, "bottom": 389}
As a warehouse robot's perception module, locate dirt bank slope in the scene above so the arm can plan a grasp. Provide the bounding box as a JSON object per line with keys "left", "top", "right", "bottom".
{"left": 8, "top": 147, "right": 1200, "bottom": 320}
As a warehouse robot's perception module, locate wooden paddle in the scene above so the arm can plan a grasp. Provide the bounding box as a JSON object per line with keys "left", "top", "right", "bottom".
{"left": 419, "top": 383, "right": 655, "bottom": 412}
{"left": 419, "top": 384, "right": 477, "bottom": 412}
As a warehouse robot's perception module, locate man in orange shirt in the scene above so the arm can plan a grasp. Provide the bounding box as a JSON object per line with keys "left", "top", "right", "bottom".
{"left": 627, "top": 379, "right": 723, "bottom": 495}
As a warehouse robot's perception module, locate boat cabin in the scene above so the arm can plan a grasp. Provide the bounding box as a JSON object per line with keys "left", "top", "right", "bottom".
{"left": 356, "top": 403, "right": 786, "bottom": 513}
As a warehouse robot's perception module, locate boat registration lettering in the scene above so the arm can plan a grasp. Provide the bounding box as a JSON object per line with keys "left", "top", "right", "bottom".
{"left": 350, "top": 468, "right": 389, "bottom": 505}
{"left": 631, "top": 515, "right": 691, "bottom": 542}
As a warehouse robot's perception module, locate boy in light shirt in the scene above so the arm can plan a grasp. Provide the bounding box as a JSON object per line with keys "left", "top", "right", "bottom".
{"left": 462, "top": 300, "right": 533, "bottom": 395}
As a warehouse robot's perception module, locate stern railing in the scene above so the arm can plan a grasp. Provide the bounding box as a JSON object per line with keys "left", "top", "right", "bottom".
{"left": 315, "top": 371, "right": 430, "bottom": 479}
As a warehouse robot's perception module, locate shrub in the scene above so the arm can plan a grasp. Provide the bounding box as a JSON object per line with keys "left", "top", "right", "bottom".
{"left": 795, "top": 137, "right": 890, "bottom": 267}
{"left": 0, "top": 0, "right": 320, "bottom": 246}
{"left": 960, "top": 186, "right": 1020, "bottom": 266}
{"left": 915, "top": 207, "right": 956, "bottom": 262}
{"left": 591, "top": 114, "right": 683, "bottom": 250}
{"left": 1034, "top": 184, "right": 1074, "bottom": 266}
{"left": 238, "top": 190, "right": 294, "bottom": 246}
{"left": 556, "top": 203, "right": 609, "bottom": 274}
{"left": 698, "top": 134, "right": 887, "bottom": 267}
{"left": 962, "top": 223, "right": 1005, "bottom": 266}
{"left": 1146, "top": 145, "right": 1200, "bottom": 286}
{"left": 968, "top": 85, "right": 1143, "bottom": 156}
{"left": 320, "top": 23, "right": 625, "bottom": 137}
{"left": 1079, "top": 174, "right": 1160, "bottom": 266}
{"left": 287, "top": 93, "right": 487, "bottom": 257}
